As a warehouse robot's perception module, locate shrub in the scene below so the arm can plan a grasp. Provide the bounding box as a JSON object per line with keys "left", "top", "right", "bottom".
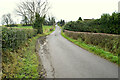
{"left": 5, "top": 24, "right": 18, "bottom": 27}
{"left": 2, "top": 27, "right": 37, "bottom": 51}
{"left": 64, "top": 30, "right": 120, "bottom": 55}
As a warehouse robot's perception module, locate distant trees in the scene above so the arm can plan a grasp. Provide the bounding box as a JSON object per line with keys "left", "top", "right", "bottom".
{"left": 64, "top": 12, "right": 120, "bottom": 34}
{"left": 1, "top": 13, "right": 14, "bottom": 26}
{"left": 44, "top": 17, "right": 56, "bottom": 26}
{"left": 50, "top": 17, "right": 56, "bottom": 25}
{"left": 57, "top": 19, "right": 65, "bottom": 27}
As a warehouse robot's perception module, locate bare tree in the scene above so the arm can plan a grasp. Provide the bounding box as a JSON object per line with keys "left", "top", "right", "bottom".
{"left": 1, "top": 13, "right": 13, "bottom": 26}
{"left": 7, "top": 14, "right": 13, "bottom": 24}
{"left": 1, "top": 15, "right": 8, "bottom": 26}
{"left": 16, "top": 0, "right": 50, "bottom": 24}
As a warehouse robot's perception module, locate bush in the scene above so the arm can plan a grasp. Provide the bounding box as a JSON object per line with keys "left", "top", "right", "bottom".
{"left": 64, "top": 30, "right": 120, "bottom": 55}
{"left": 22, "top": 24, "right": 32, "bottom": 26}
{"left": 2, "top": 27, "right": 37, "bottom": 51}
{"left": 5, "top": 24, "right": 18, "bottom": 27}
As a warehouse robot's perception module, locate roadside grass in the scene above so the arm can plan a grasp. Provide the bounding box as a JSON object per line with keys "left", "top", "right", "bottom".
{"left": 61, "top": 31, "right": 119, "bottom": 65}
{"left": 16, "top": 35, "right": 42, "bottom": 78}
{"left": 2, "top": 27, "right": 54, "bottom": 78}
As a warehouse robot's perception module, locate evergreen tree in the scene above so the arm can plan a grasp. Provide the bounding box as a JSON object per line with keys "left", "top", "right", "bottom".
{"left": 78, "top": 17, "right": 82, "bottom": 21}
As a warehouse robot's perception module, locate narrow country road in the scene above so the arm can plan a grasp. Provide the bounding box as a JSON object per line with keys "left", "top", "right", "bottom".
{"left": 39, "top": 26, "right": 118, "bottom": 78}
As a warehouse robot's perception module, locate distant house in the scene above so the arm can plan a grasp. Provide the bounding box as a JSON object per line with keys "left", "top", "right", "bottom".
{"left": 84, "top": 18, "right": 94, "bottom": 21}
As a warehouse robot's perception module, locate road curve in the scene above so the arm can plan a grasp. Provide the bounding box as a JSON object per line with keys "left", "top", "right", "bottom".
{"left": 41, "top": 26, "right": 118, "bottom": 78}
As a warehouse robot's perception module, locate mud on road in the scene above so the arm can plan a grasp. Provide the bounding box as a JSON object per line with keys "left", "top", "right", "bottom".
{"left": 37, "top": 36, "right": 55, "bottom": 78}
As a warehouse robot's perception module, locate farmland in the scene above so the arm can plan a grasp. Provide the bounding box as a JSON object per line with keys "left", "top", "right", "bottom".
{"left": 13, "top": 26, "right": 54, "bottom": 33}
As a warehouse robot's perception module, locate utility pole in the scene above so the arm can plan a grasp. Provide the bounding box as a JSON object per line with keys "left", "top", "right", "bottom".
{"left": 118, "top": 1, "right": 120, "bottom": 13}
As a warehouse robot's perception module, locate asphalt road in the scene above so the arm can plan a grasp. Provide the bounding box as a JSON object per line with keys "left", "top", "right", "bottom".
{"left": 39, "top": 26, "right": 118, "bottom": 78}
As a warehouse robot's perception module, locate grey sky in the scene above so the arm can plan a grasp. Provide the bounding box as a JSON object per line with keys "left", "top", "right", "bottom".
{"left": 0, "top": 0, "right": 119, "bottom": 25}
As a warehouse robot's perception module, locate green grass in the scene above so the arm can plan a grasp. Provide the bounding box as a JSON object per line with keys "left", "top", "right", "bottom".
{"left": 14, "top": 25, "right": 54, "bottom": 34}
{"left": 61, "top": 31, "right": 119, "bottom": 65}
{"left": 43, "top": 25, "right": 54, "bottom": 33}
{"left": 14, "top": 25, "right": 53, "bottom": 29}
{"left": 6, "top": 25, "right": 54, "bottom": 34}
{"left": 16, "top": 35, "right": 41, "bottom": 78}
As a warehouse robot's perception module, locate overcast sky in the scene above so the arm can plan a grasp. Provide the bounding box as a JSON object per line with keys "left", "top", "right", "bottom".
{"left": 0, "top": 0, "right": 119, "bottom": 25}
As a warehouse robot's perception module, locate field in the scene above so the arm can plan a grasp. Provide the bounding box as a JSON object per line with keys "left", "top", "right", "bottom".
{"left": 14, "top": 26, "right": 33, "bottom": 29}
{"left": 14, "top": 25, "right": 53, "bottom": 29}
{"left": 14, "top": 25, "right": 54, "bottom": 33}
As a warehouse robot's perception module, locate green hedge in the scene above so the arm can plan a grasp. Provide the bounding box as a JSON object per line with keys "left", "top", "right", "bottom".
{"left": 64, "top": 12, "right": 120, "bottom": 34}
{"left": 64, "top": 30, "right": 120, "bottom": 55}
{"left": 2, "top": 27, "right": 37, "bottom": 51}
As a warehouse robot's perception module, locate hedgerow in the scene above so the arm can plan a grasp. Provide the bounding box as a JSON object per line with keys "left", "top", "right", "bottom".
{"left": 64, "top": 30, "right": 120, "bottom": 56}
{"left": 64, "top": 12, "right": 120, "bottom": 34}
{"left": 2, "top": 27, "right": 37, "bottom": 51}
{"left": 2, "top": 26, "right": 54, "bottom": 78}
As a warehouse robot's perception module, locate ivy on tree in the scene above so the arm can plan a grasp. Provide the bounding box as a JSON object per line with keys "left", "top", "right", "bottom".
{"left": 33, "top": 13, "right": 45, "bottom": 34}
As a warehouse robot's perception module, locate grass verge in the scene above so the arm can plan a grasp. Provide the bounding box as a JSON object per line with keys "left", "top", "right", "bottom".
{"left": 2, "top": 27, "right": 54, "bottom": 78}
{"left": 61, "top": 31, "right": 119, "bottom": 65}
